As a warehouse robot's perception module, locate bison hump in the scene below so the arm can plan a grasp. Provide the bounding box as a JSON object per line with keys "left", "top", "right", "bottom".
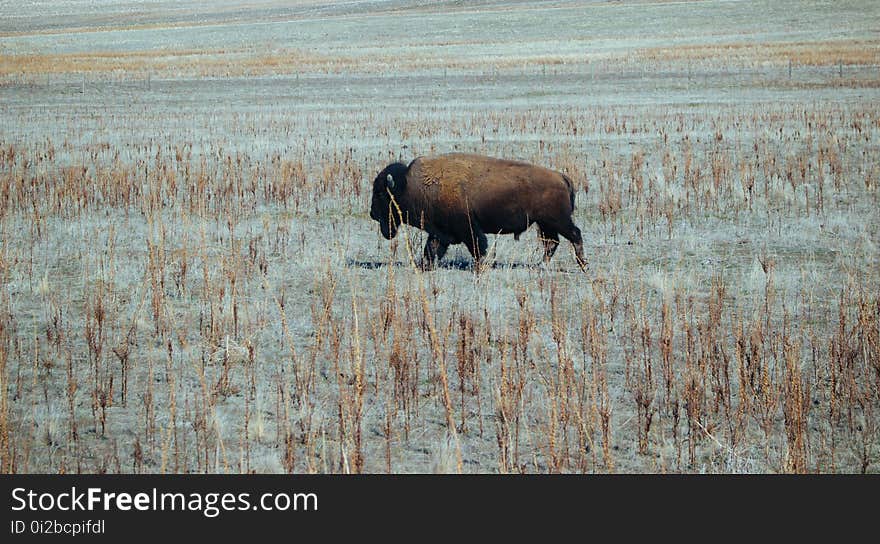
{"left": 418, "top": 155, "right": 475, "bottom": 187}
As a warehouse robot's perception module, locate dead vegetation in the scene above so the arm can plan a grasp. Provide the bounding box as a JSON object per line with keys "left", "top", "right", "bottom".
{"left": 0, "top": 0, "right": 878, "bottom": 474}
{"left": 4, "top": 36, "right": 878, "bottom": 81}
{"left": 0, "top": 48, "right": 337, "bottom": 79}
{"left": 0, "top": 90, "right": 877, "bottom": 473}
{"left": 638, "top": 38, "right": 880, "bottom": 67}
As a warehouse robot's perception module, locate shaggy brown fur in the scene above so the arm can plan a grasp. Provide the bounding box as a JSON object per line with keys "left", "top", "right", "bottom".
{"left": 370, "top": 153, "right": 587, "bottom": 271}
{"left": 419, "top": 154, "right": 473, "bottom": 187}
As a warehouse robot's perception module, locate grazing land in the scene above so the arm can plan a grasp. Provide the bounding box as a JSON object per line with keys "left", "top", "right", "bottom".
{"left": 0, "top": 0, "right": 878, "bottom": 473}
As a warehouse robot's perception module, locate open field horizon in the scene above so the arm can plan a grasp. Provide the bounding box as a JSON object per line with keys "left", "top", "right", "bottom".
{"left": 1, "top": 0, "right": 878, "bottom": 473}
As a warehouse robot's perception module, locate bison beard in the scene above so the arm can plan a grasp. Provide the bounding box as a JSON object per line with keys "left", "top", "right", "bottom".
{"left": 369, "top": 153, "right": 587, "bottom": 271}
{"left": 370, "top": 161, "right": 408, "bottom": 240}
{"left": 372, "top": 201, "right": 400, "bottom": 241}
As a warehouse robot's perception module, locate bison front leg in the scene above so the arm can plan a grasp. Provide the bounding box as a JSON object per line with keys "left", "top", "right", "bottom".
{"left": 463, "top": 224, "right": 489, "bottom": 271}
{"left": 422, "top": 235, "right": 449, "bottom": 270}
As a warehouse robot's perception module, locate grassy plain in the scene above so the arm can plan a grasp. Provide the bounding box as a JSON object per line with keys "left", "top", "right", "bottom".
{"left": 0, "top": 0, "right": 878, "bottom": 473}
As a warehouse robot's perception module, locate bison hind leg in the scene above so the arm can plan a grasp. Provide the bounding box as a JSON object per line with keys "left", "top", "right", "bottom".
{"left": 537, "top": 225, "right": 560, "bottom": 264}
{"left": 559, "top": 220, "right": 587, "bottom": 272}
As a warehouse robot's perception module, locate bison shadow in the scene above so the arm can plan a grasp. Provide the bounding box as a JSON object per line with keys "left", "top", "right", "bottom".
{"left": 345, "top": 257, "right": 537, "bottom": 271}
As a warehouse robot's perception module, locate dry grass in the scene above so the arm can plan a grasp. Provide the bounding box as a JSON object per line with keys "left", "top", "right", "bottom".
{"left": 0, "top": 93, "right": 877, "bottom": 473}
{"left": 638, "top": 38, "right": 880, "bottom": 67}
{"left": 1, "top": 0, "right": 878, "bottom": 474}
{"left": 0, "top": 48, "right": 338, "bottom": 79}
{"left": 9, "top": 39, "right": 875, "bottom": 82}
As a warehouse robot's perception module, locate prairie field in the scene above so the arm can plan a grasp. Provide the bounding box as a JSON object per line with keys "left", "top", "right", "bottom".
{"left": 0, "top": 0, "right": 878, "bottom": 473}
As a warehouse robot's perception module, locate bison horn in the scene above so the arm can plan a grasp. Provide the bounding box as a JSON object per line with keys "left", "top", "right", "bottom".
{"left": 386, "top": 173, "right": 395, "bottom": 190}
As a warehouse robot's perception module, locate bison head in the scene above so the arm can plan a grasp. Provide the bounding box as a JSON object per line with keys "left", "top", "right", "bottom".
{"left": 370, "top": 162, "right": 408, "bottom": 239}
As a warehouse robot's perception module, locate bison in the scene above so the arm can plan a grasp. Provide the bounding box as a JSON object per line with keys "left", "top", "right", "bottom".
{"left": 369, "top": 153, "right": 587, "bottom": 271}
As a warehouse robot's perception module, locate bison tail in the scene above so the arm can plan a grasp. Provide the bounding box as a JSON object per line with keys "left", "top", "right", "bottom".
{"left": 562, "top": 173, "right": 575, "bottom": 210}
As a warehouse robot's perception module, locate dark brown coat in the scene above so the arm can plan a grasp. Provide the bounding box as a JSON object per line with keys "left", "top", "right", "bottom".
{"left": 370, "top": 153, "right": 586, "bottom": 270}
